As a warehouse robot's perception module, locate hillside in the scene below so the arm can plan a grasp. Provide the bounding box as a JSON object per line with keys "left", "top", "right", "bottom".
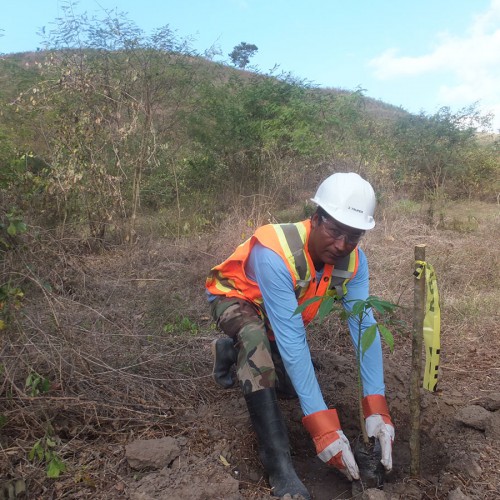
{"left": 0, "top": 50, "right": 407, "bottom": 117}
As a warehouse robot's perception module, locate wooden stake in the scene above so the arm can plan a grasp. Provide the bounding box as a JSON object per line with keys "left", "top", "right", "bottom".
{"left": 410, "top": 244, "right": 426, "bottom": 477}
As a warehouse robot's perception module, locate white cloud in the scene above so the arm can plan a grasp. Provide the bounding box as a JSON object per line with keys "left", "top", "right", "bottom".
{"left": 368, "top": 0, "right": 500, "bottom": 130}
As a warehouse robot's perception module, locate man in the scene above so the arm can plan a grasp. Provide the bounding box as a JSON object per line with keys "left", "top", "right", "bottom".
{"left": 205, "top": 173, "right": 395, "bottom": 499}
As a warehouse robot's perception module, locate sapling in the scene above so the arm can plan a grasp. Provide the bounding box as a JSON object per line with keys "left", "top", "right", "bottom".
{"left": 295, "top": 294, "right": 398, "bottom": 488}
{"left": 346, "top": 296, "right": 397, "bottom": 443}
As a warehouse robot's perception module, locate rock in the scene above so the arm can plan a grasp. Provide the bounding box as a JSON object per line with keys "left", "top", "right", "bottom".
{"left": 383, "top": 481, "right": 422, "bottom": 499}
{"left": 485, "top": 410, "right": 500, "bottom": 439}
{"left": 361, "top": 488, "right": 387, "bottom": 499}
{"left": 448, "top": 456, "right": 482, "bottom": 480}
{"left": 129, "top": 462, "right": 241, "bottom": 500}
{"left": 246, "top": 469, "right": 261, "bottom": 482}
{"left": 471, "top": 392, "right": 500, "bottom": 411}
{"left": 176, "top": 436, "right": 188, "bottom": 446}
{"left": 125, "top": 437, "right": 181, "bottom": 470}
{"left": 448, "top": 487, "right": 472, "bottom": 500}
{"left": 439, "top": 472, "right": 462, "bottom": 493}
{"left": 455, "top": 405, "right": 492, "bottom": 431}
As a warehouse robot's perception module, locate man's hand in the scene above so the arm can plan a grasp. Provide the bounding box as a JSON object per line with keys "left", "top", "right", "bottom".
{"left": 362, "top": 395, "right": 395, "bottom": 472}
{"left": 302, "top": 409, "right": 360, "bottom": 481}
{"left": 365, "top": 414, "right": 395, "bottom": 471}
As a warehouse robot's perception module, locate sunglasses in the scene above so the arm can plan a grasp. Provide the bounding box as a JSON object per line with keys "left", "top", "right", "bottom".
{"left": 320, "top": 216, "right": 365, "bottom": 245}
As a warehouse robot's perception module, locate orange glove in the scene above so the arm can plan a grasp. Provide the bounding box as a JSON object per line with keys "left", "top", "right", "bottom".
{"left": 363, "top": 395, "right": 395, "bottom": 472}
{"left": 303, "top": 409, "right": 360, "bottom": 481}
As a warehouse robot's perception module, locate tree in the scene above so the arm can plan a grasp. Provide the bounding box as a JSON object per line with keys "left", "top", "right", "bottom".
{"left": 388, "top": 104, "right": 495, "bottom": 199}
{"left": 186, "top": 71, "right": 333, "bottom": 206}
{"left": 228, "top": 42, "right": 258, "bottom": 69}
{"left": 17, "top": 3, "right": 200, "bottom": 241}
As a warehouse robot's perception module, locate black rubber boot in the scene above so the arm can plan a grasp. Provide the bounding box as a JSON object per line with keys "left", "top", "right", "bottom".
{"left": 245, "top": 388, "right": 311, "bottom": 499}
{"left": 211, "top": 338, "right": 237, "bottom": 388}
{"left": 270, "top": 342, "right": 298, "bottom": 400}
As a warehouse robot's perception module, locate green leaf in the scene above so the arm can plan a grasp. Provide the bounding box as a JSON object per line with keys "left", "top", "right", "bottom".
{"left": 293, "top": 296, "right": 322, "bottom": 316}
{"left": 351, "top": 300, "right": 366, "bottom": 317}
{"left": 360, "top": 324, "right": 377, "bottom": 357}
{"left": 47, "top": 456, "right": 66, "bottom": 478}
{"left": 317, "top": 296, "right": 335, "bottom": 321}
{"left": 7, "top": 223, "right": 17, "bottom": 236}
{"left": 14, "top": 221, "right": 27, "bottom": 233}
{"left": 378, "top": 324, "right": 395, "bottom": 352}
{"left": 368, "top": 296, "right": 397, "bottom": 314}
{"left": 41, "top": 378, "right": 51, "bottom": 393}
{"left": 339, "top": 309, "right": 349, "bottom": 321}
{"left": 29, "top": 441, "right": 40, "bottom": 461}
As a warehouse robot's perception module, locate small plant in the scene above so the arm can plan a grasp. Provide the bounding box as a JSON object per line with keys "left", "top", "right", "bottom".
{"left": 29, "top": 436, "right": 66, "bottom": 478}
{"left": 0, "top": 210, "right": 27, "bottom": 250}
{"left": 25, "top": 371, "right": 51, "bottom": 396}
{"left": 163, "top": 315, "right": 199, "bottom": 335}
{"left": 0, "top": 283, "right": 24, "bottom": 330}
{"left": 344, "top": 297, "right": 397, "bottom": 444}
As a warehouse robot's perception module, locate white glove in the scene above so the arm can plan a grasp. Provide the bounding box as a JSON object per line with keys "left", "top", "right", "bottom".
{"left": 365, "top": 414, "right": 395, "bottom": 471}
{"left": 302, "top": 409, "right": 360, "bottom": 481}
{"left": 317, "top": 429, "right": 360, "bottom": 481}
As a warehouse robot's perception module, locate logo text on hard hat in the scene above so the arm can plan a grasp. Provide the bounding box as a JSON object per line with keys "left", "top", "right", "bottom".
{"left": 348, "top": 206, "right": 364, "bottom": 213}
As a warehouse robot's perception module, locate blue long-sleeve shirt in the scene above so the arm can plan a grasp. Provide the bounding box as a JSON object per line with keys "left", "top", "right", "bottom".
{"left": 245, "top": 243, "right": 385, "bottom": 416}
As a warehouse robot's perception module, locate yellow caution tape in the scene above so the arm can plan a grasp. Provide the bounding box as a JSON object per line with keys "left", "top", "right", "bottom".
{"left": 415, "top": 261, "right": 441, "bottom": 392}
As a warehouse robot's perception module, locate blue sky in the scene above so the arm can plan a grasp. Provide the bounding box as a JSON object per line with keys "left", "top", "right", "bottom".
{"left": 1, "top": 0, "right": 499, "bottom": 130}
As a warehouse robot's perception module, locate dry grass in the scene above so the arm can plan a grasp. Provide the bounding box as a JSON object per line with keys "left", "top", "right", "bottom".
{"left": 0, "top": 198, "right": 499, "bottom": 498}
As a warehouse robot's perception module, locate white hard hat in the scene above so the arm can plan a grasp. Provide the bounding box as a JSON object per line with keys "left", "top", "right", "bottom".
{"left": 311, "top": 172, "right": 376, "bottom": 230}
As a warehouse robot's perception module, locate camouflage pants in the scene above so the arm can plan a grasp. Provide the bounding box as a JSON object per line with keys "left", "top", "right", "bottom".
{"left": 210, "top": 296, "right": 296, "bottom": 397}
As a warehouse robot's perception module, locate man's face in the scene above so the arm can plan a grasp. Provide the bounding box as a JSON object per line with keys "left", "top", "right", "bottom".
{"left": 308, "top": 213, "right": 365, "bottom": 268}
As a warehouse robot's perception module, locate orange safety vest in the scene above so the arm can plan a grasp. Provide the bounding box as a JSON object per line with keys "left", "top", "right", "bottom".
{"left": 206, "top": 219, "right": 359, "bottom": 325}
